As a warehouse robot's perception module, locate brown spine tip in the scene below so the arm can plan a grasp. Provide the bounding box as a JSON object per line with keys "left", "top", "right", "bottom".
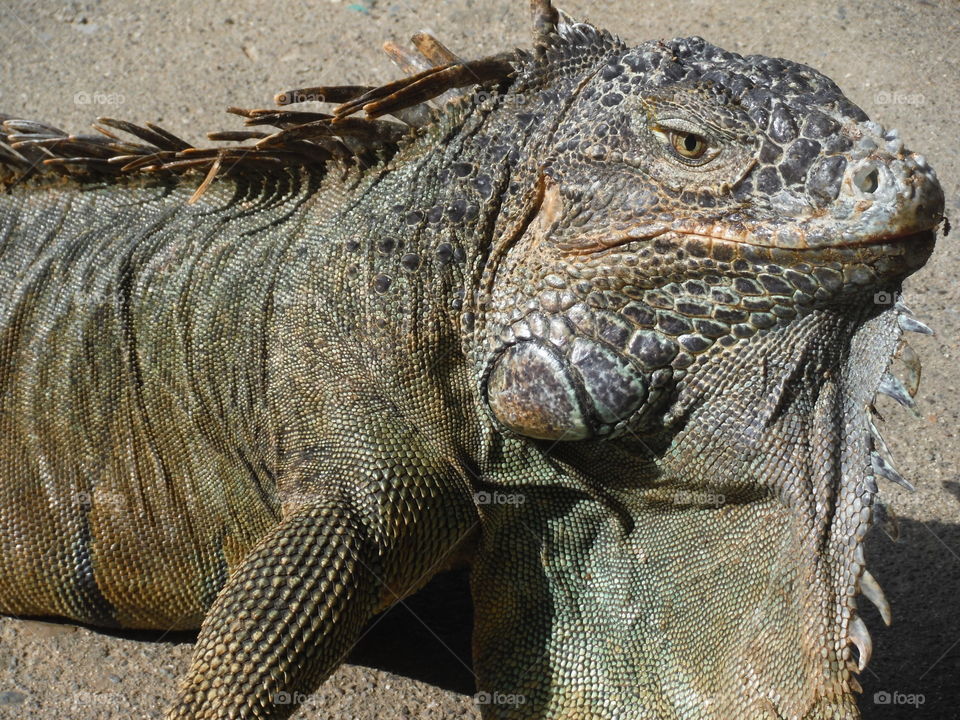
{"left": 530, "top": 0, "right": 560, "bottom": 37}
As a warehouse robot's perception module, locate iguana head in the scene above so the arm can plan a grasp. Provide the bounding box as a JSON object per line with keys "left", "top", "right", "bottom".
{"left": 476, "top": 23, "right": 941, "bottom": 443}
{"left": 468, "top": 3, "right": 944, "bottom": 718}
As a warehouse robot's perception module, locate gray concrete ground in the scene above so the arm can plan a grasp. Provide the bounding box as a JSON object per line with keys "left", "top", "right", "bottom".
{"left": 0, "top": 1, "right": 958, "bottom": 718}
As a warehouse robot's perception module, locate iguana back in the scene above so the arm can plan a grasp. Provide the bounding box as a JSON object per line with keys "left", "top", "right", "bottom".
{"left": 0, "top": 124, "right": 489, "bottom": 630}
{"left": 0, "top": 176, "right": 296, "bottom": 629}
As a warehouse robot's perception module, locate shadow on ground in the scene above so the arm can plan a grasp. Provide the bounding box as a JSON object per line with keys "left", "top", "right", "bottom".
{"left": 347, "top": 568, "right": 476, "bottom": 696}
{"left": 859, "top": 511, "right": 960, "bottom": 718}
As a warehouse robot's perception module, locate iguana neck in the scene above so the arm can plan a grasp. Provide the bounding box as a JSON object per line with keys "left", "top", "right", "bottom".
{"left": 259, "top": 94, "right": 562, "bottom": 479}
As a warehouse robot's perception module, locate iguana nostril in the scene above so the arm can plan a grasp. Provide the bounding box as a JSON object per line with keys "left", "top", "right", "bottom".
{"left": 854, "top": 165, "right": 880, "bottom": 194}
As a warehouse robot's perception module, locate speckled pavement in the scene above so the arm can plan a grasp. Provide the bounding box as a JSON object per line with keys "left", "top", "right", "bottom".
{"left": 0, "top": 1, "right": 957, "bottom": 718}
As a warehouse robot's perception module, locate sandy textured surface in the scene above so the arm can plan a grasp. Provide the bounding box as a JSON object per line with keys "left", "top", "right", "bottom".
{"left": 0, "top": 1, "right": 958, "bottom": 718}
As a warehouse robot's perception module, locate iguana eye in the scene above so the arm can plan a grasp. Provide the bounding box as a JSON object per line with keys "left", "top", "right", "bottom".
{"left": 649, "top": 121, "right": 719, "bottom": 166}
{"left": 670, "top": 130, "right": 708, "bottom": 159}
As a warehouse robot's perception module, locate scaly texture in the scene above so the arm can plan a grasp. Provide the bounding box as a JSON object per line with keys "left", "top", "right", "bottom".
{"left": 0, "top": 2, "right": 945, "bottom": 718}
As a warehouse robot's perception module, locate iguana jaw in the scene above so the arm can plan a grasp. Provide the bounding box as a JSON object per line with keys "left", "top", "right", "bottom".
{"left": 478, "top": 212, "right": 932, "bottom": 443}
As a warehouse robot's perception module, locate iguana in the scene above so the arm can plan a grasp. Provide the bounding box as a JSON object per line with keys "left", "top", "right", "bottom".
{"left": 0, "top": 1, "right": 946, "bottom": 718}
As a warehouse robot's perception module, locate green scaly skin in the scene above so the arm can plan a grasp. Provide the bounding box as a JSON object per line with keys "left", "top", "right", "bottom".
{"left": 0, "top": 2, "right": 945, "bottom": 718}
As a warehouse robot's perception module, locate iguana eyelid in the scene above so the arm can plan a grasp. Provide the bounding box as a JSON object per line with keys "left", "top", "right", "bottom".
{"left": 651, "top": 117, "right": 707, "bottom": 136}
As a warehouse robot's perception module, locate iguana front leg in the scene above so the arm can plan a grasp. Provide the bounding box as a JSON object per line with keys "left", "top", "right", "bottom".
{"left": 166, "top": 495, "right": 382, "bottom": 719}
{"left": 166, "top": 460, "right": 475, "bottom": 720}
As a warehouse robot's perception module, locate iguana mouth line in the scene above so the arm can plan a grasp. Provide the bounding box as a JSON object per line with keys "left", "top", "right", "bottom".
{"left": 597, "top": 225, "right": 939, "bottom": 252}
{"left": 834, "top": 227, "right": 938, "bottom": 248}
{"left": 673, "top": 227, "right": 938, "bottom": 249}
